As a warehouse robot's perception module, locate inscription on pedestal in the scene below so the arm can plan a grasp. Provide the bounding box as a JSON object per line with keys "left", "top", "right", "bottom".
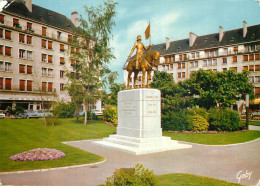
{"left": 119, "top": 101, "right": 137, "bottom": 116}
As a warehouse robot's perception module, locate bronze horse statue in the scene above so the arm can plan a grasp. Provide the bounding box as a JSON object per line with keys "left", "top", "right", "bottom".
{"left": 127, "top": 50, "right": 161, "bottom": 88}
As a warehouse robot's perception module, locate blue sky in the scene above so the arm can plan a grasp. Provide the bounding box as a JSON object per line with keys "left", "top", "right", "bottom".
{"left": 33, "top": 0, "right": 260, "bottom": 84}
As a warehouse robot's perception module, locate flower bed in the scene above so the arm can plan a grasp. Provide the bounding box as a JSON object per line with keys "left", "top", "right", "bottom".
{"left": 166, "top": 130, "right": 248, "bottom": 134}
{"left": 9, "top": 148, "right": 66, "bottom": 161}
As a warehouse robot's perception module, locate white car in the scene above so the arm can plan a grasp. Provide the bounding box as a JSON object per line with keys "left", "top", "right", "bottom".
{"left": 0, "top": 110, "right": 6, "bottom": 119}
{"left": 92, "top": 110, "right": 103, "bottom": 116}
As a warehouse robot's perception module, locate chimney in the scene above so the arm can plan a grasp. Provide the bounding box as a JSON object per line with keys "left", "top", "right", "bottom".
{"left": 243, "top": 21, "right": 247, "bottom": 37}
{"left": 71, "top": 11, "right": 79, "bottom": 27}
{"left": 219, "top": 26, "right": 224, "bottom": 42}
{"left": 24, "top": 0, "right": 32, "bottom": 12}
{"left": 189, "top": 32, "right": 197, "bottom": 47}
{"left": 166, "top": 37, "right": 170, "bottom": 50}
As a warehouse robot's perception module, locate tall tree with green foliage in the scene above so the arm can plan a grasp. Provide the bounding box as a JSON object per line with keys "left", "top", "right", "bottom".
{"left": 103, "top": 82, "right": 126, "bottom": 106}
{"left": 66, "top": 0, "right": 118, "bottom": 126}
{"left": 179, "top": 69, "right": 254, "bottom": 109}
{"left": 151, "top": 71, "right": 194, "bottom": 113}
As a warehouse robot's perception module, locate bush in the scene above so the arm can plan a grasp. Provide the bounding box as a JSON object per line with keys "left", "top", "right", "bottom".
{"left": 188, "top": 114, "right": 209, "bottom": 131}
{"left": 190, "top": 107, "right": 209, "bottom": 121}
{"left": 162, "top": 109, "right": 192, "bottom": 131}
{"left": 103, "top": 105, "right": 117, "bottom": 125}
{"left": 208, "top": 108, "right": 240, "bottom": 131}
{"left": 53, "top": 102, "right": 75, "bottom": 118}
{"left": 106, "top": 163, "right": 158, "bottom": 186}
{"left": 87, "top": 111, "right": 98, "bottom": 120}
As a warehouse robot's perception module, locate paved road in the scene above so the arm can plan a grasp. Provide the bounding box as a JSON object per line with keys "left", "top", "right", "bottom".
{"left": 1, "top": 138, "right": 260, "bottom": 186}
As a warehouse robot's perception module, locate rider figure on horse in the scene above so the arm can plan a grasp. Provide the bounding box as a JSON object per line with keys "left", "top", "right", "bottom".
{"left": 128, "top": 35, "right": 151, "bottom": 69}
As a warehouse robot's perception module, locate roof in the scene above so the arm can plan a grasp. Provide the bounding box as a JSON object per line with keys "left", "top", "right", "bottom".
{"left": 3, "top": 1, "right": 76, "bottom": 32}
{"left": 157, "top": 24, "right": 260, "bottom": 56}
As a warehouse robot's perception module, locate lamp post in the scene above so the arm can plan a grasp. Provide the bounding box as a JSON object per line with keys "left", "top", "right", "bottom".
{"left": 245, "top": 94, "right": 249, "bottom": 130}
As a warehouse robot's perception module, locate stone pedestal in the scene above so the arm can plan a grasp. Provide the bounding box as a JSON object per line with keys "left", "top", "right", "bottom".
{"left": 94, "top": 88, "right": 191, "bottom": 155}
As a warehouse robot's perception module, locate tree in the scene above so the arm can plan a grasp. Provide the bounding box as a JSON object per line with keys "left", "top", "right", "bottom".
{"left": 179, "top": 69, "right": 254, "bottom": 109}
{"left": 151, "top": 71, "right": 194, "bottom": 113}
{"left": 103, "top": 82, "right": 126, "bottom": 106}
{"left": 66, "top": 0, "right": 118, "bottom": 126}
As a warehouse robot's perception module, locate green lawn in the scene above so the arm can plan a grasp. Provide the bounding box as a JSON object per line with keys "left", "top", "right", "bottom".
{"left": 163, "top": 131, "right": 260, "bottom": 145}
{"left": 0, "top": 118, "right": 116, "bottom": 172}
{"left": 247, "top": 120, "right": 260, "bottom": 126}
{"left": 158, "top": 173, "right": 242, "bottom": 186}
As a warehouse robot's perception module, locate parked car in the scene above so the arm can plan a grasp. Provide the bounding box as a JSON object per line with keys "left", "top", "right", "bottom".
{"left": 19, "top": 110, "right": 39, "bottom": 119}
{"left": 250, "top": 111, "right": 260, "bottom": 118}
{"left": 92, "top": 109, "right": 103, "bottom": 116}
{"left": 0, "top": 110, "right": 5, "bottom": 119}
{"left": 36, "top": 110, "right": 54, "bottom": 118}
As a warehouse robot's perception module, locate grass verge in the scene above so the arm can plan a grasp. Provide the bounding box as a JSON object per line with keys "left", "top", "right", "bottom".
{"left": 158, "top": 173, "right": 242, "bottom": 186}
{"left": 0, "top": 118, "right": 116, "bottom": 172}
{"left": 163, "top": 131, "right": 260, "bottom": 145}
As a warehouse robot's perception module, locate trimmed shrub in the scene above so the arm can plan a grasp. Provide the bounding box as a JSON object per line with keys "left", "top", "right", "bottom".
{"left": 53, "top": 102, "right": 75, "bottom": 118}
{"left": 188, "top": 114, "right": 209, "bottom": 131}
{"left": 190, "top": 107, "right": 209, "bottom": 121}
{"left": 208, "top": 108, "right": 240, "bottom": 131}
{"left": 162, "top": 109, "right": 191, "bottom": 131}
{"left": 87, "top": 111, "right": 98, "bottom": 120}
{"left": 103, "top": 105, "right": 117, "bottom": 125}
{"left": 106, "top": 163, "right": 158, "bottom": 186}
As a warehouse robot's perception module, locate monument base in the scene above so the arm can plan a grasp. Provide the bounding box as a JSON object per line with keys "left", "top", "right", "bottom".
{"left": 94, "top": 135, "right": 191, "bottom": 155}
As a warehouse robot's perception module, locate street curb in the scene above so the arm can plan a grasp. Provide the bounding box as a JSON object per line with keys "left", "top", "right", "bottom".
{"left": 0, "top": 159, "right": 106, "bottom": 175}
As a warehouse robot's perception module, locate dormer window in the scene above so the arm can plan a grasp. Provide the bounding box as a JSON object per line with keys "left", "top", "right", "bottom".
{"left": 42, "top": 27, "right": 47, "bottom": 36}
{"left": 13, "top": 18, "right": 20, "bottom": 28}
{"left": 27, "top": 22, "right": 32, "bottom": 30}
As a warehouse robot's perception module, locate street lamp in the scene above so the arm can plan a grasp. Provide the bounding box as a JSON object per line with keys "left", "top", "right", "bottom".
{"left": 245, "top": 94, "right": 249, "bottom": 130}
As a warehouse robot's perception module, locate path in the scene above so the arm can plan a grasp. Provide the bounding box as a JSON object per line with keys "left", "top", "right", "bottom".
{"left": 1, "top": 138, "right": 260, "bottom": 186}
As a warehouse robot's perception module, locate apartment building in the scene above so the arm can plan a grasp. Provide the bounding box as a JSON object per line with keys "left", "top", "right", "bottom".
{"left": 124, "top": 22, "right": 260, "bottom": 110}
{"left": 0, "top": 0, "right": 101, "bottom": 112}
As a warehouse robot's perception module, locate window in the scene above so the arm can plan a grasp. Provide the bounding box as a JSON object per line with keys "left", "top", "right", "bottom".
{"left": 5, "top": 46, "right": 11, "bottom": 56}
{"left": 27, "top": 65, "right": 32, "bottom": 74}
{"left": 5, "top": 78, "right": 11, "bottom": 90}
{"left": 255, "top": 76, "right": 260, "bottom": 83}
{"left": 0, "top": 28, "right": 3, "bottom": 38}
{"left": 232, "top": 67, "right": 237, "bottom": 72}
{"left": 178, "top": 63, "right": 181, "bottom": 69}
{"left": 196, "top": 52, "right": 200, "bottom": 58}
{"left": 5, "top": 30, "right": 11, "bottom": 40}
{"left": 249, "top": 54, "right": 254, "bottom": 61}
{"left": 60, "top": 70, "right": 64, "bottom": 78}
{"left": 60, "top": 44, "right": 65, "bottom": 52}
{"left": 19, "top": 64, "right": 25, "bottom": 73}
{"left": 183, "top": 54, "right": 187, "bottom": 60}
{"left": 60, "top": 57, "right": 65, "bottom": 65}
{"left": 57, "top": 31, "right": 62, "bottom": 40}
{"left": 68, "top": 34, "right": 72, "bottom": 42}
{"left": 5, "top": 62, "right": 11, "bottom": 72}
{"left": 27, "top": 51, "right": 33, "bottom": 60}
{"left": 19, "top": 49, "right": 26, "bottom": 58}
{"left": 179, "top": 55, "right": 182, "bottom": 61}
{"left": 245, "top": 45, "right": 256, "bottom": 52}
{"left": 0, "top": 77, "right": 3, "bottom": 89}
{"left": 76, "top": 48, "right": 80, "bottom": 54}
{"left": 27, "top": 22, "right": 32, "bottom": 30}
{"left": 255, "top": 65, "right": 260, "bottom": 71}
{"left": 195, "top": 61, "right": 198, "bottom": 67}
{"left": 213, "top": 59, "right": 217, "bottom": 66}
{"left": 42, "top": 68, "right": 47, "bottom": 76}
{"left": 203, "top": 60, "right": 207, "bottom": 66}
{"left": 20, "top": 80, "right": 25, "bottom": 91}
{"left": 255, "top": 87, "right": 260, "bottom": 98}
{"left": 255, "top": 54, "right": 259, "bottom": 60}
{"left": 71, "top": 47, "right": 75, "bottom": 53}
{"left": 42, "top": 54, "right": 47, "bottom": 62}
{"left": 48, "top": 82, "right": 53, "bottom": 92}
{"left": 234, "top": 46, "right": 238, "bottom": 54}
{"left": 71, "top": 59, "right": 75, "bottom": 66}
{"left": 190, "top": 62, "right": 194, "bottom": 68}
{"left": 27, "top": 35, "right": 32, "bottom": 45}
{"left": 249, "top": 77, "right": 254, "bottom": 83}
{"left": 223, "top": 68, "right": 227, "bottom": 71}
{"left": 0, "top": 45, "right": 3, "bottom": 55}
{"left": 19, "top": 33, "right": 25, "bottom": 43}
{"left": 41, "top": 39, "right": 46, "bottom": 48}
{"left": 42, "top": 27, "right": 47, "bottom": 36}
{"left": 178, "top": 72, "right": 181, "bottom": 78}
{"left": 249, "top": 65, "right": 254, "bottom": 71}
{"left": 0, "top": 14, "right": 4, "bottom": 24}
{"left": 48, "top": 55, "right": 53, "bottom": 63}
{"left": 182, "top": 63, "right": 185, "bottom": 69}
{"left": 191, "top": 53, "right": 195, "bottom": 59}
{"left": 27, "top": 80, "right": 32, "bottom": 91}
{"left": 182, "top": 72, "right": 185, "bottom": 78}
{"left": 233, "top": 56, "right": 237, "bottom": 63}
{"left": 48, "top": 41, "right": 52, "bottom": 49}
{"left": 13, "top": 18, "right": 19, "bottom": 28}
{"left": 243, "top": 55, "right": 248, "bottom": 61}
{"left": 0, "top": 61, "right": 3, "bottom": 70}
{"left": 223, "top": 48, "right": 228, "bottom": 55}
{"left": 170, "top": 64, "right": 173, "bottom": 69}
{"left": 208, "top": 59, "right": 212, "bottom": 66}
{"left": 42, "top": 82, "right": 47, "bottom": 92}
{"left": 48, "top": 69, "right": 53, "bottom": 77}
{"left": 60, "top": 83, "right": 64, "bottom": 91}
{"left": 243, "top": 66, "right": 248, "bottom": 71}
{"left": 222, "top": 58, "right": 227, "bottom": 64}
